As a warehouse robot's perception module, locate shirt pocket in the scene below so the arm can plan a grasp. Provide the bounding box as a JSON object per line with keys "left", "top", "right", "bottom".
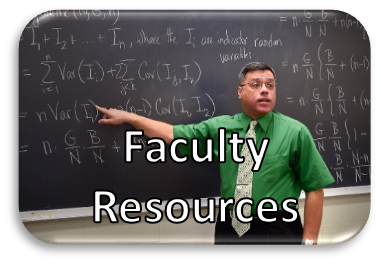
{"left": 253, "top": 154, "right": 289, "bottom": 183}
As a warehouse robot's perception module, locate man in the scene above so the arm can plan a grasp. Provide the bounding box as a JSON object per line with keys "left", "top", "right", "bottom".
{"left": 96, "top": 62, "right": 334, "bottom": 245}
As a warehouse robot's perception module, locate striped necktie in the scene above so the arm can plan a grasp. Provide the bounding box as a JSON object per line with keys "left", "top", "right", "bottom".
{"left": 231, "top": 120, "right": 257, "bottom": 237}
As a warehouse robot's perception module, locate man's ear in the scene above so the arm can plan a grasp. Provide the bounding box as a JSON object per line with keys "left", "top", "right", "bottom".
{"left": 237, "top": 86, "right": 243, "bottom": 99}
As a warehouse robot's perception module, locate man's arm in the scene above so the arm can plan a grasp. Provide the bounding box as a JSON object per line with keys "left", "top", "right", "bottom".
{"left": 303, "top": 188, "right": 324, "bottom": 243}
{"left": 95, "top": 105, "right": 174, "bottom": 144}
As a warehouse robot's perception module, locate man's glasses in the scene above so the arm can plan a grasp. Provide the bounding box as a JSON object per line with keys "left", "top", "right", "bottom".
{"left": 240, "top": 81, "right": 276, "bottom": 90}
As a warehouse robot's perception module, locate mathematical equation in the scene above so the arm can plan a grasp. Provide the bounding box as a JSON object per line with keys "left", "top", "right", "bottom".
{"left": 28, "top": 10, "right": 121, "bottom": 28}
{"left": 24, "top": 10, "right": 367, "bottom": 51}
{"left": 313, "top": 118, "right": 368, "bottom": 152}
{"left": 286, "top": 83, "right": 370, "bottom": 115}
{"left": 21, "top": 128, "right": 122, "bottom": 165}
{"left": 20, "top": 93, "right": 215, "bottom": 125}
{"left": 311, "top": 118, "right": 370, "bottom": 184}
{"left": 21, "top": 56, "right": 202, "bottom": 94}
{"left": 279, "top": 10, "right": 366, "bottom": 38}
{"left": 282, "top": 43, "right": 369, "bottom": 81}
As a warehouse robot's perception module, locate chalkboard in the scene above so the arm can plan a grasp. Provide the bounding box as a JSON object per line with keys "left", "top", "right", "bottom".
{"left": 19, "top": 10, "right": 370, "bottom": 213}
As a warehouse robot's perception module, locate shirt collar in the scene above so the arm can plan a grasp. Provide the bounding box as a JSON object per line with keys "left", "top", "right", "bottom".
{"left": 240, "top": 111, "right": 273, "bottom": 132}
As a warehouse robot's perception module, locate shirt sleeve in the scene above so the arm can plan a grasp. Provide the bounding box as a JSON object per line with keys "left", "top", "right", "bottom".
{"left": 292, "top": 125, "right": 335, "bottom": 192}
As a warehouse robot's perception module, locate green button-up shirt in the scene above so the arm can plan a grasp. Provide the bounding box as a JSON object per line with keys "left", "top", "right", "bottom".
{"left": 173, "top": 111, "right": 335, "bottom": 214}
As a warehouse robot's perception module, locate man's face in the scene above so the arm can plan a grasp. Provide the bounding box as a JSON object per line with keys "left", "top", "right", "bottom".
{"left": 237, "top": 69, "right": 276, "bottom": 119}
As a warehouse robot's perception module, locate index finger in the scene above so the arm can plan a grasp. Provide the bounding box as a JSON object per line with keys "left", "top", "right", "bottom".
{"left": 95, "top": 105, "right": 108, "bottom": 114}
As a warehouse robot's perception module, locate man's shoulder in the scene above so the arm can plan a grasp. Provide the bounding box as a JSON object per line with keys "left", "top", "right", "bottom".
{"left": 205, "top": 113, "right": 241, "bottom": 123}
{"left": 272, "top": 111, "right": 308, "bottom": 131}
{"left": 174, "top": 113, "right": 240, "bottom": 129}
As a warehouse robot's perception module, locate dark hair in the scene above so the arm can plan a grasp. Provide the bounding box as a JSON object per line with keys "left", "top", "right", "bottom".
{"left": 238, "top": 62, "right": 277, "bottom": 86}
